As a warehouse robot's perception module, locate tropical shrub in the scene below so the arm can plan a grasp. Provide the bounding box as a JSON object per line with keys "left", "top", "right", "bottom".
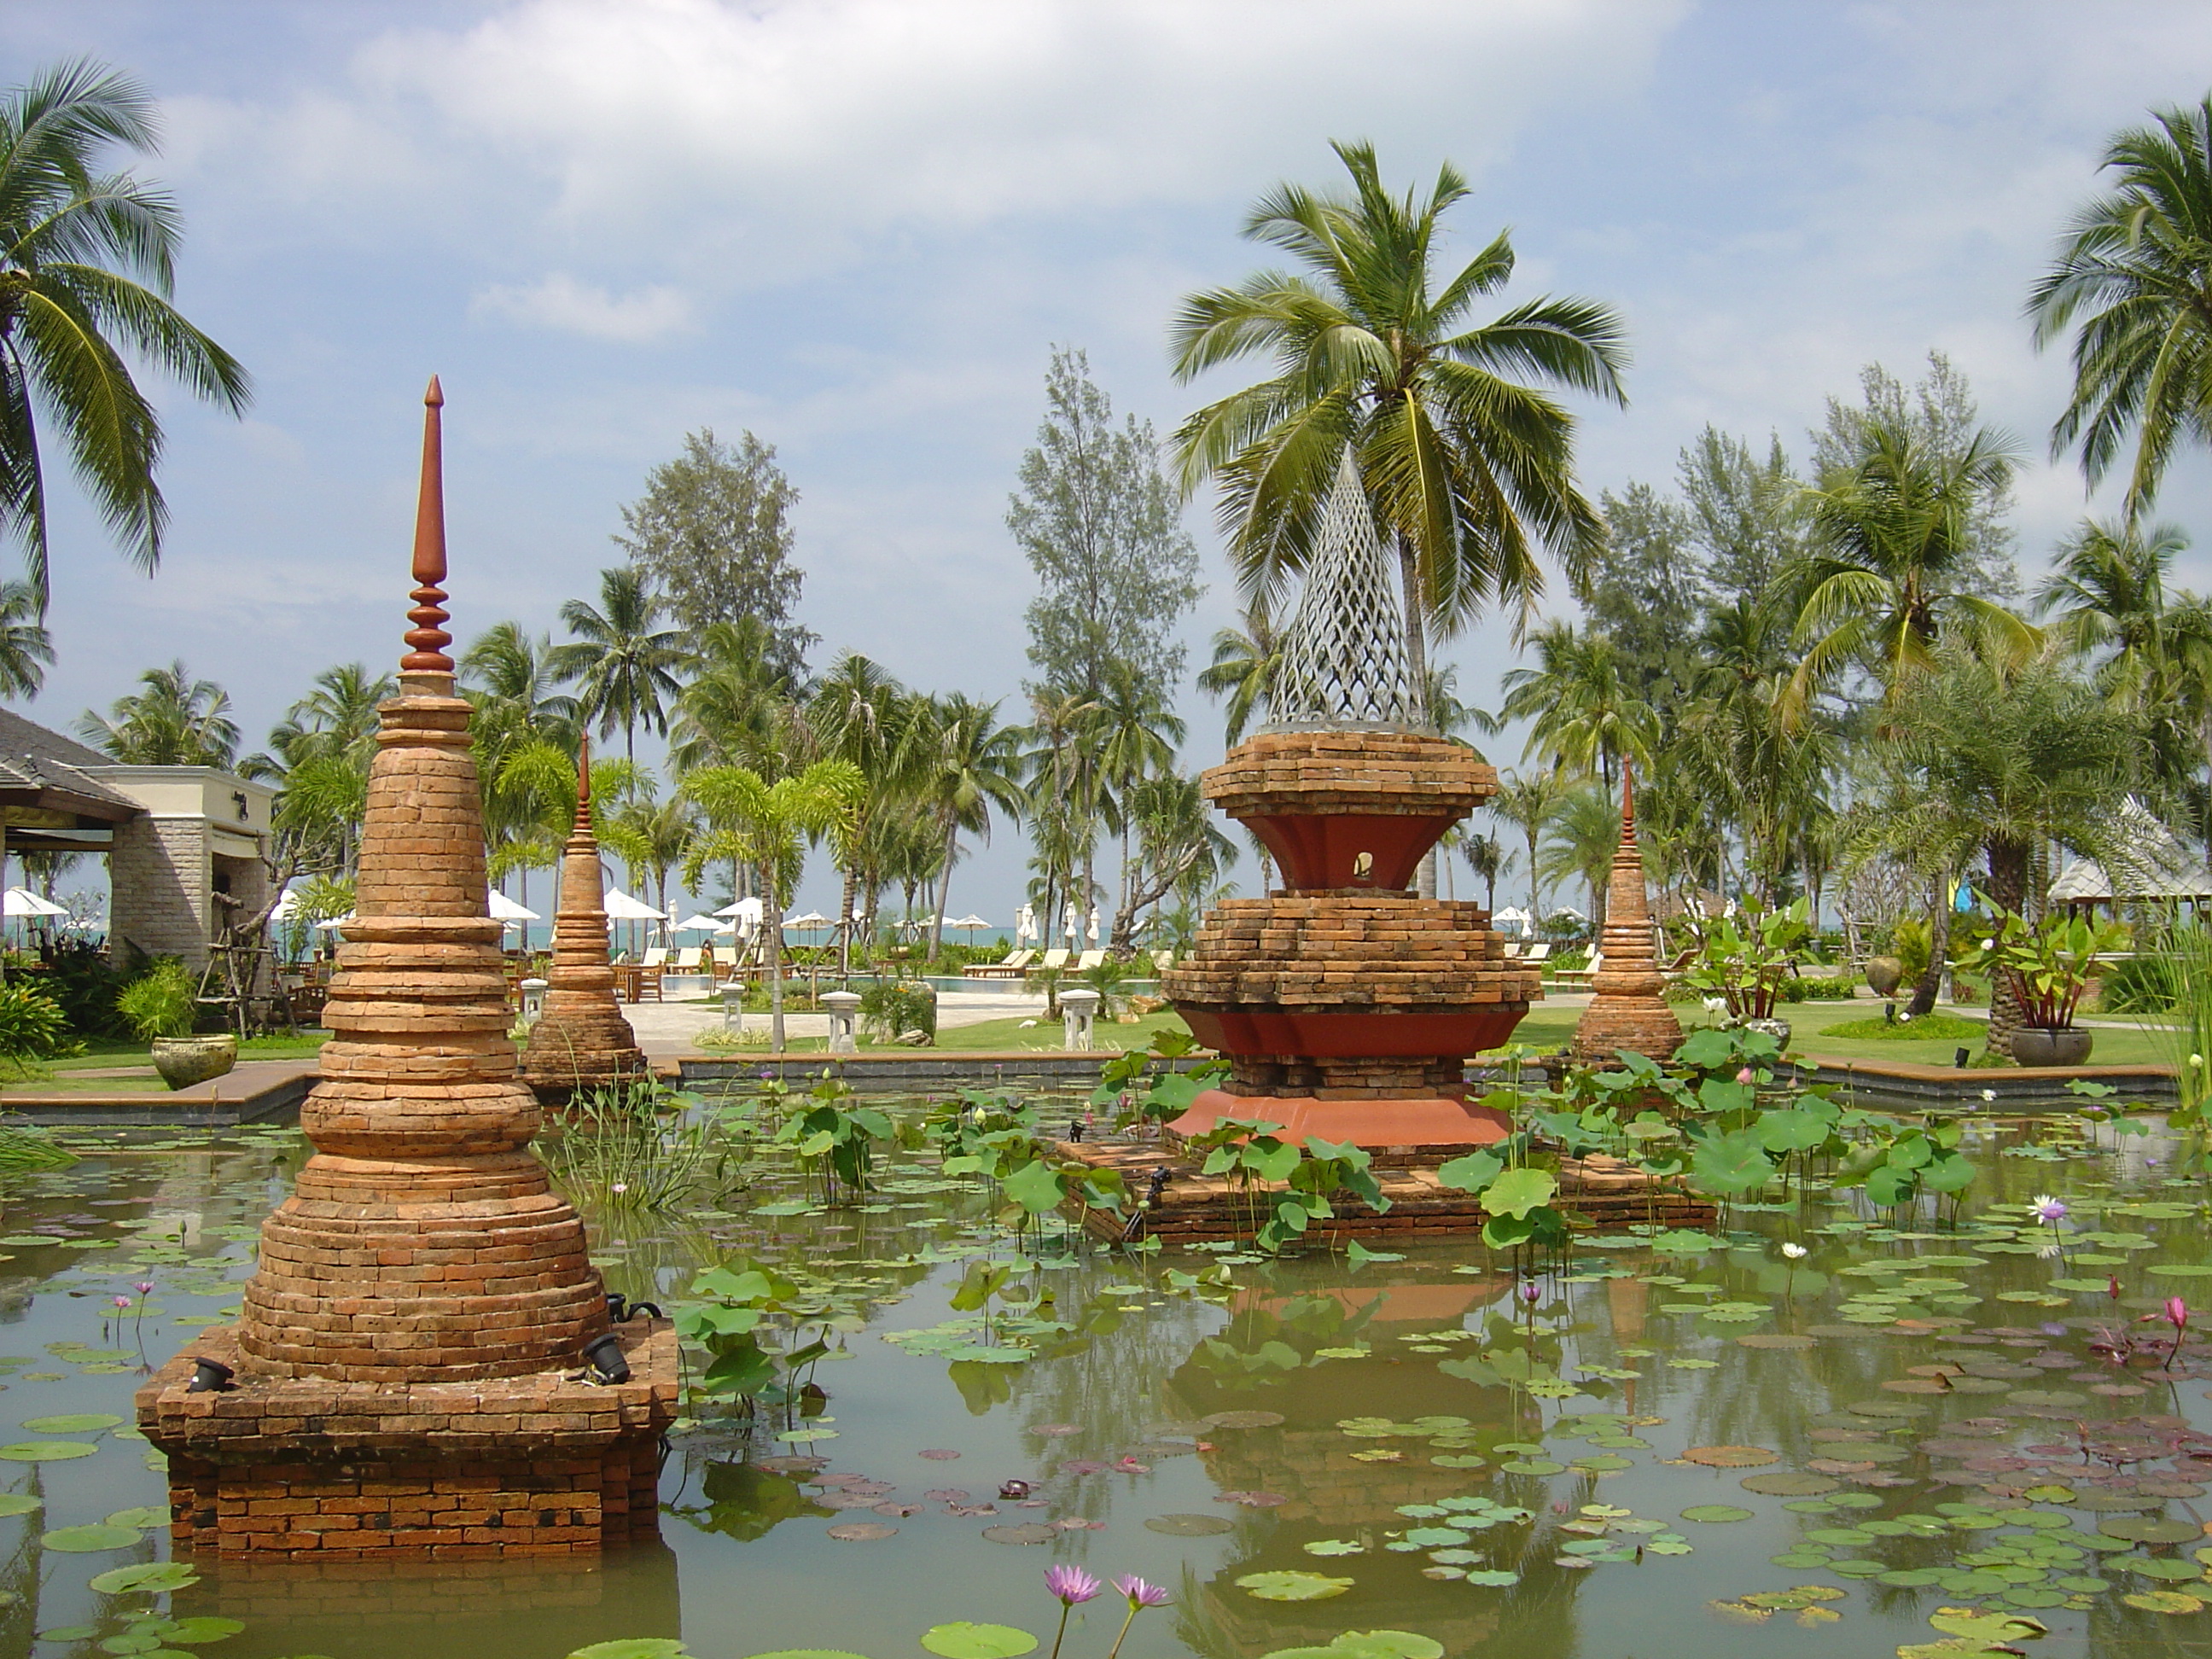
{"left": 0, "top": 980, "right": 77, "bottom": 1074}
{"left": 37, "top": 938, "right": 130, "bottom": 1036}
{"left": 114, "top": 959, "right": 196, "bottom": 1041}
{"left": 1681, "top": 899, "right": 1813, "bottom": 1021}
{"left": 1953, "top": 909, "right": 2126, "bottom": 1030}
{"left": 2100, "top": 952, "right": 2175, "bottom": 1015}
{"left": 858, "top": 980, "right": 936, "bottom": 1042}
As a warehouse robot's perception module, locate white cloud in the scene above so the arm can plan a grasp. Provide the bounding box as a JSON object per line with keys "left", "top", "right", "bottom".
{"left": 471, "top": 272, "right": 693, "bottom": 341}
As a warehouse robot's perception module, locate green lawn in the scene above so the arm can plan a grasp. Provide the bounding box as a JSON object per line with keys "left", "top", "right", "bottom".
{"left": 46, "top": 1032, "right": 329, "bottom": 1071}
{"left": 927, "top": 1010, "right": 1191, "bottom": 1052}
{"left": 1493, "top": 998, "right": 2171, "bottom": 1069}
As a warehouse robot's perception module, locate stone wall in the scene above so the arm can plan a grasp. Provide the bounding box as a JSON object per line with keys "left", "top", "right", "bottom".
{"left": 108, "top": 814, "right": 210, "bottom": 968}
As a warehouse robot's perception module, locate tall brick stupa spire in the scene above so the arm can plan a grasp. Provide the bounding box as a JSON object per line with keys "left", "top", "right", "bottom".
{"left": 235, "top": 377, "right": 609, "bottom": 1380}
{"left": 1569, "top": 763, "right": 1684, "bottom": 1062}
{"left": 521, "top": 728, "right": 649, "bottom": 1099}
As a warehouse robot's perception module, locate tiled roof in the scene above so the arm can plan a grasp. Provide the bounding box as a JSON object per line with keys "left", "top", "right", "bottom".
{"left": 0, "top": 706, "right": 140, "bottom": 811}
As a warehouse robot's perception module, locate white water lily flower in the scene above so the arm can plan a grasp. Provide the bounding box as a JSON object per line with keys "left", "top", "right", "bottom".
{"left": 2193, "top": 1054, "right": 2205, "bottom": 1068}
{"left": 1781, "top": 1243, "right": 1807, "bottom": 1260}
{"left": 1981, "top": 1089, "right": 1996, "bottom": 1102}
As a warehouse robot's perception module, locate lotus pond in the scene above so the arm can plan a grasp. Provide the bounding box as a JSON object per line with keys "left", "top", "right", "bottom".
{"left": 2, "top": 1097, "right": 2212, "bottom": 1659}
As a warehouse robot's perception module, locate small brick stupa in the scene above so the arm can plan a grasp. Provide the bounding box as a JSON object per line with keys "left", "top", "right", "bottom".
{"left": 137, "top": 380, "right": 674, "bottom": 1560}
{"left": 521, "top": 731, "right": 648, "bottom": 1101}
{"left": 1163, "top": 451, "right": 1538, "bottom": 1149}
{"left": 1569, "top": 765, "right": 1683, "bottom": 1063}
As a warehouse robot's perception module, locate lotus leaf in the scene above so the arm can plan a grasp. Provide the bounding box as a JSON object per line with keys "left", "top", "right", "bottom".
{"left": 920, "top": 1625, "right": 1039, "bottom": 1659}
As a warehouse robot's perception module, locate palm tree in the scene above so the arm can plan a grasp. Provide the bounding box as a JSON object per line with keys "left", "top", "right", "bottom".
{"left": 2034, "top": 518, "right": 2198, "bottom": 705}
{"left": 1196, "top": 600, "right": 1281, "bottom": 747}
{"left": 911, "top": 692, "right": 1025, "bottom": 954}
{"left": 672, "top": 616, "right": 805, "bottom": 774}
{"left": 601, "top": 792, "right": 696, "bottom": 933}
{"left": 1490, "top": 767, "right": 1565, "bottom": 920}
{"left": 1462, "top": 830, "right": 1513, "bottom": 914}
{"left": 1020, "top": 685, "right": 1101, "bottom": 946}
{"left": 807, "top": 652, "right": 910, "bottom": 972}
{"left": 1538, "top": 784, "right": 1622, "bottom": 932}
{"left": 75, "top": 660, "right": 236, "bottom": 765}
{"left": 1784, "top": 417, "right": 2037, "bottom": 723}
{"left": 2029, "top": 94, "right": 2212, "bottom": 520}
{"left": 1860, "top": 643, "right": 2142, "bottom": 1045}
{"left": 1498, "top": 620, "right": 1657, "bottom": 791}
{"left": 683, "top": 760, "right": 864, "bottom": 1049}
{"left": 461, "top": 622, "right": 579, "bottom": 925}
{"left": 0, "top": 61, "right": 251, "bottom": 606}
{"left": 1092, "top": 662, "right": 1185, "bottom": 947}
{"left": 553, "top": 567, "right": 684, "bottom": 760}
{"left": 0, "top": 580, "right": 51, "bottom": 697}
{"left": 1170, "top": 139, "right": 1627, "bottom": 710}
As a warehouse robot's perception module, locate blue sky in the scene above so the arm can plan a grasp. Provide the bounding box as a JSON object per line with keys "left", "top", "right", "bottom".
{"left": 5, "top": 1, "right": 2212, "bottom": 922}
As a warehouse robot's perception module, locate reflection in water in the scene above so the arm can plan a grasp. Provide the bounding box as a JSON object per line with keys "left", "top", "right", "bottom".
{"left": 0, "top": 1114, "right": 2208, "bottom": 1656}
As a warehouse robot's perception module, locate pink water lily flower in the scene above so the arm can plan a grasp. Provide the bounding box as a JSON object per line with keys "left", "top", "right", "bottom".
{"left": 1045, "top": 1564, "right": 1101, "bottom": 1605}
{"left": 2137, "top": 1295, "right": 2189, "bottom": 1369}
{"left": 1114, "top": 1577, "right": 1170, "bottom": 1609}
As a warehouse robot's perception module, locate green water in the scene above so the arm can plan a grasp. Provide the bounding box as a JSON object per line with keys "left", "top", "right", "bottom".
{"left": 0, "top": 1111, "right": 2210, "bottom": 1658}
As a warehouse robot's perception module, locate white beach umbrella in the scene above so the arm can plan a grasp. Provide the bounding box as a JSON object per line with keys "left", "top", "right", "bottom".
{"left": 948, "top": 913, "right": 991, "bottom": 946}
{"left": 313, "top": 913, "right": 355, "bottom": 931}
{"left": 1086, "top": 906, "right": 1100, "bottom": 945}
{"left": 784, "top": 910, "right": 832, "bottom": 930}
{"left": 3, "top": 888, "right": 67, "bottom": 918}
{"left": 601, "top": 888, "right": 664, "bottom": 921}
{"left": 487, "top": 890, "right": 539, "bottom": 922}
{"left": 672, "top": 913, "right": 725, "bottom": 933}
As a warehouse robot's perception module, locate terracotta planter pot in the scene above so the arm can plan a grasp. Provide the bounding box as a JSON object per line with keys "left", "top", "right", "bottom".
{"left": 2011, "top": 1027, "right": 2092, "bottom": 1068}
{"left": 151, "top": 1035, "right": 238, "bottom": 1091}
{"left": 1865, "top": 956, "right": 1904, "bottom": 998}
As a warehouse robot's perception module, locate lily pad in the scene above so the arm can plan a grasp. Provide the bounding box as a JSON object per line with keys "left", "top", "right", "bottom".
{"left": 2099, "top": 1517, "right": 2202, "bottom": 1545}
{"left": 1203, "top": 1411, "right": 1284, "bottom": 1429}
{"left": 980, "top": 1524, "right": 1056, "bottom": 1545}
{"left": 1237, "top": 1571, "right": 1353, "bottom": 1602}
{"left": 2122, "top": 1590, "right": 2203, "bottom": 1613}
{"left": 1680, "top": 1505, "right": 1755, "bottom": 1523}
{"left": 1461, "top": 1570, "right": 1520, "bottom": 1586}
{"left": 1144, "top": 1514, "right": 1233, "bottom": 1536}
{"left": 1684, "top": 1446, "right": 1777, "bottom": 1468}
{"left": 921, "top": 1624, "right": 1039, "bottom": 1659}
{"left": 1741, "top": 1473, "right": 1838, "bottom": 1496}
{"left": 102, "top": 1506, "right": 170, "bottom": 1528}
{"left": 825, "top": 1522, "right": 898, "bottom": 1541}
{"left": 1303, "top": 1539, "right": 1366, "bottom": 1556}
{"left": 0, "top": 1442, "right": 94, "bottom": 1462}
{"left": 0, "top": 1494, "right": 39, "bottom": 1517}
{"left": 39, "top": 1524, "right": 139, "bottom": 1552}
{"left": 573, "top": 1644, "right": 692, "bottom": 1659}
{"left": 86, "top": 1562, "right": 197, "bottom": 1595}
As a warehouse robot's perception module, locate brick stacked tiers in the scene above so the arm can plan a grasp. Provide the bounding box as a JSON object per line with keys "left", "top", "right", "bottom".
{"left": 1570, "top": 767, "right": 1685, "bottom": 1064}
{"left": 138, "top": 380, "right": 673, "bottom": 1557}
{"left": 142, "top": 1321, "right": 673, "bottom": 1559}
{"left": 522, "top": 734, "right": 648, "bottom": 1102}
{"left": 1165, "top": 728, "right": 1537, "bottom": 1149}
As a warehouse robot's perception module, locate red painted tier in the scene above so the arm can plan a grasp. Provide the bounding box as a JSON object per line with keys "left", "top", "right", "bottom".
{"left": 1243, "top": 811, "right": 1458, "bottom": 893}
{"left": 1167, "top": 1087, "right": 1511, "bottom": 1148}
{"left": 1179, "top": 1004, "right": 1528, "bottom": 1059}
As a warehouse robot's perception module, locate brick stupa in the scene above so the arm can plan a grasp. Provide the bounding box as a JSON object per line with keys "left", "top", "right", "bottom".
{"left": 138, "top": 379, "right": 674, "bottom": 1560}
{"left": 521, "top": 732, "right": 648, "bottom": 1102}
{"left": 1569, "top": 765, "right": 1683, "bottom": 1063}
{"left": 1162, "top": 451, "right": 1538, "bottom": 1148}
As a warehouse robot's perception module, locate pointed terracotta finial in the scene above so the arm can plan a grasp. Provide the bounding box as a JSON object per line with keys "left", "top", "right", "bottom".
{"left": 401, "top": 376, "right": 454, "bottom": 675}
{"left": 1620, "top": 758, "right": 1636, "bottom": 830}
{"left": 575, "top": 728, "right": 592, "bottom": 820}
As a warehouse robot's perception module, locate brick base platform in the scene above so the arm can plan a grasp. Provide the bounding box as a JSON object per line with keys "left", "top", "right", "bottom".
{"left": 137, "top": 1319, "right": 676, "bottom": 1559}
{"left": 1054, "top": 1138, "right": 1715, "bottom": 1243}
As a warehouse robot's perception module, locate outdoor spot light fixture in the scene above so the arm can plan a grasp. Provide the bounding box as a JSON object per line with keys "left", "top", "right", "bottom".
{"left": 606, "top": 1293, "right": 662, "bottom": 1323}
{"left": 583, "top": 1332, "right": 632, "bottom": 1384}
{"left": 186, "top": 1356, "right": 236, "bottom": 1394}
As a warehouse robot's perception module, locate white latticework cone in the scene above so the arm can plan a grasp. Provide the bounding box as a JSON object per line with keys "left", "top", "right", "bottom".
{"left": 1266, "top": 447, "right": 1419, "bottom": 731}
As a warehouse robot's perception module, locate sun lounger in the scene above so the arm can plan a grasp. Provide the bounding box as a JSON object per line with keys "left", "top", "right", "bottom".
{"left": 1075, "top": 950, "right": 1106, "bottom": 971}
{"left": 1521, "top": 941, "right": 1551, "bottom": 965}
{"left": 673, "top": 946, "right": 704, "bottom": 973}
{"left": 1551, "top": 950, "right": 1604, "bottom": 988}
{"left": 1151, "top": 950, "right": 1175, "bottom": 972}
{"left": 1034, "top": 948, "right": 1070, "bottom": 972}
{"left": 963, "top": 948, "right": 1036, "bottom": 980}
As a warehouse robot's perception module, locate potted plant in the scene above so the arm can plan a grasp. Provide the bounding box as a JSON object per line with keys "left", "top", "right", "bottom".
{"left": 118, "top": 960, "right": 233, "bottom": 1090}
{"left": 1681, "top": 898, "right": 1813, "bottom": 1048}
{"left": 1954, "top": 910, "right": 2125, "bottom": 1066}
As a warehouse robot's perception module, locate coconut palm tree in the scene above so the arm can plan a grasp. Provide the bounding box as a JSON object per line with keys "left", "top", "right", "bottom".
{"left": 910, "top": 692, "right": 1025, "bottom": 954}
{"left": 1462, "top": 830, "right": 1512, "bottom": 915}
{"left": 1489, "top": 767, "right": 1566, "bottom": 921}
{"left": 1784, "top": 417, "right": 2038, "bottom": 724}
{"left": 554, "top": 566, "right": 684, "bottom": 761}
{"left": 601, "top": 792, "right": 696, "bottom": 933}
{"left": 1092, "top": 663, "right": 1186, "bottom": 947}
{"left": 683, "top": 760, "right": 864, "bottom": 1049}
{"left": 2029, "top": 94, "right": 2212, "bottom": 520}
{"left": 0, "top": 61, "right": 251, "bottom": 606}
{"left": 671, "top": 616, "right": 806, "bottom": 774}
{"left": 808, "top": 652, "right": 911, "bottom": 972}
{"left": 1170, "top": 139, "right": 1627, "bottom": 712}
{"left": 0, "top": 581, "right": 50, "bottom": 697}
{"left": 1538, "top": 783, "right": 1622, "bottom": 932}
{"left": 1196, "top": 600, "right": 1281, "bottom": 748}
{"left": 2034, "top": 518, "right": 2205, "bottom": 706}
{"left": 75, "top": 659, "right": 236, "bottom": 765}
{"left": 1498, "top": 620, "right": 1657, "bottom": 792}
{"left": 460, "top": 622, "right": 579, "bottom": 922}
